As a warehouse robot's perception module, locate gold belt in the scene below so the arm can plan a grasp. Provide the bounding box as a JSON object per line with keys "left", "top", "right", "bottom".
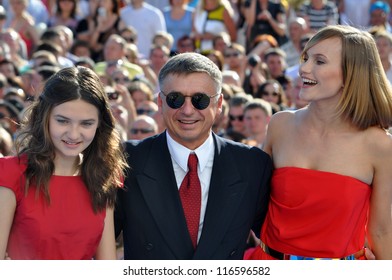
{"left": 260, "top": 241, "right": 364, "bottom": 260}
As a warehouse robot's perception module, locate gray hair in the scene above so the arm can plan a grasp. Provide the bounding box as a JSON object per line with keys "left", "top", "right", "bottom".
{"left": 158, "top": 52, "right": 222, "bottom": 94}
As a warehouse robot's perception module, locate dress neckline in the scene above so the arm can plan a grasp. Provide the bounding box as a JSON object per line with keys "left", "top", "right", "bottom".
{"left": 274, "top": 166, "right": 370, "bottom": 186}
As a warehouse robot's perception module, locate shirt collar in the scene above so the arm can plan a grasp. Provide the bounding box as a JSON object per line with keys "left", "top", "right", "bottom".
{"left": 166, "top": 131, "right": 214, "bottom": 173}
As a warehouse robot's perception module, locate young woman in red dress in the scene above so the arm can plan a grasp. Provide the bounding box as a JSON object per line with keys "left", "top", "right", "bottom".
{"left": 249, "top": 25, "right": 392, "bottom": 260}
{"left": 0, "top": 66, "right": 128, "bottom": 259}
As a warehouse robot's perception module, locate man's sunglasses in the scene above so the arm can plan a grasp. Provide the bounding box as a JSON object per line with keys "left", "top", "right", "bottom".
{"left": 160, "top": 91, "right": 220, "bottom": 110}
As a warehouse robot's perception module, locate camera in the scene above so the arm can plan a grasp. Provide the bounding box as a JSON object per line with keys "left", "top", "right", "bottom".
{"left": 108, "top": 91, "right": 119, "bottom": 100}
{"left": 248, "top": 54, "right": 261, "bottom": 67}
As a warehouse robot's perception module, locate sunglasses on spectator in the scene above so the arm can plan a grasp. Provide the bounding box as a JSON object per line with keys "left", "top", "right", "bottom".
{"left": 160, "top": 91, "right": 220, "bottom": 110}
{"left": 123, "top": 37, "right": 135, "bottom": 43}
{"left": 262, "top": 91, "right": 279, "bottom": 97}
{"left": 229, "top": 115, "right": 244, "bottom": 121}
{"left": 130, "top": 128, "right": 155, "bottom": 134}
{"left": 114, "top": 77, "right": 130, "bottom": 83}
{"left": 224, "top": 52, "right": 240, "bottom": 58}
{"left": 0, "top": 112, "right": 5, "bottom": 119}
{"left": 136, "top": 108, "right": 155, "bottom": 115}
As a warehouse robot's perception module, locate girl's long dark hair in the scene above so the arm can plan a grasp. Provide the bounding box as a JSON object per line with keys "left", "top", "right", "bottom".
{"left": 15, "top": 66, "right": 128, "bottom": 212}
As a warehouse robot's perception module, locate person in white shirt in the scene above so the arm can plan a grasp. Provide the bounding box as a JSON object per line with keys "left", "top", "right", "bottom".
{"left": 120, "top": 0, "right": 166, "bottom": 58}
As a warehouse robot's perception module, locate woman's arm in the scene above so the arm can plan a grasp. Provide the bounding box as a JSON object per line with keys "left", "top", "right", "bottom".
{"left": 367, "top": 133, "right": 392, "bottom": 259}
{"left": 94, "top": 207, "right": 117, "bottom": 260}
{"left": 266, "top": 11, "right": 286, "bottom": 37}
{"left": 243, "top": 0, "right": 256, "bottom": 27}
{"left": 0, "top": 187, "right": 16, "bottom": 259}
{"left": 223, "top": 7, "right": 237, "bottom": 42}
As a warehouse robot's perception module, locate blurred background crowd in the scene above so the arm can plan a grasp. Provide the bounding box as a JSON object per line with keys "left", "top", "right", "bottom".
{"left": 1, "top": 0, "right": 392, "bottom": 157}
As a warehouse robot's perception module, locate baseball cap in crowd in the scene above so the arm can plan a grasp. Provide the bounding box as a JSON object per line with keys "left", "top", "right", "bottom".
{"left": 370, "top": 1, "right": 391, "bottom": 15}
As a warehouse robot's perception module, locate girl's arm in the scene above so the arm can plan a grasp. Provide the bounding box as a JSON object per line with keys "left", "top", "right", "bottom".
{"left": 94, "top": 207, "right": 117, "bottom": 260}
{"left": 0, "top": 187, "right": 16, "bottom": 259}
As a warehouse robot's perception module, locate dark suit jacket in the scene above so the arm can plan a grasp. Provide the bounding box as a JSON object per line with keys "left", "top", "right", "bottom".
{"left": 114, "top": 132, "right": 272, "bottom": 259}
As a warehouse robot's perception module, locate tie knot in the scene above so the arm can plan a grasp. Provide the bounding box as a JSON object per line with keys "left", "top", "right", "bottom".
{"left": 187, "top": 153, "right": 198, "bottom": 172}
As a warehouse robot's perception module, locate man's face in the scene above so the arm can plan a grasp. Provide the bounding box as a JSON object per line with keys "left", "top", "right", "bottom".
{"left": 158, "top": 73, "right": 222, "bottom": 150}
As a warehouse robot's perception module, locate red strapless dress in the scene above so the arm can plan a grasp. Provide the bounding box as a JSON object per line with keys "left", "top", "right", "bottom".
{"left": 247, "top": 167, "right": 371, "bottom": 259}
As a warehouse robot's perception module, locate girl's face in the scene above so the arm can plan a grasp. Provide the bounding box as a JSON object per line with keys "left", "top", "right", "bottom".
{"left": 49, "top": 99, "right": 99, "bottom": 163}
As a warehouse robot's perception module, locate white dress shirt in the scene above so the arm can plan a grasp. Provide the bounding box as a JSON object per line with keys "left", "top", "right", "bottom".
{"left": 166, "top": 131, "right": 215, "bottom": 243}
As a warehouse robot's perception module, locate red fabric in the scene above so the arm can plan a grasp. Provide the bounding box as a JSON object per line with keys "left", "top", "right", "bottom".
{"left": 0, "top": 156, "right": 106, "bottom": 260}
{"left": 179, "top": 153, "right": 201, "bottom": 248}
{"left": 247, "top": 167, "right": 371, "bottom": 260}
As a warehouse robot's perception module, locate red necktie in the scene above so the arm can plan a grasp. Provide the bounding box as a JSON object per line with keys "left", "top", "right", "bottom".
{"left": 179, "top": 153, "right": 201, "bottom": 249}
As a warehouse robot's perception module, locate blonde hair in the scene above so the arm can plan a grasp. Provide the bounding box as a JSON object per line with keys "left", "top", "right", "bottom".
{"left": 302, "top": 25, "right": 392, "bottom": 129}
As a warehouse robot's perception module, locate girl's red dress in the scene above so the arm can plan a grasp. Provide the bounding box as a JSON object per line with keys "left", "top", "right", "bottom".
{"left": 0, "top": 156, "right": 106, "bottom": 260}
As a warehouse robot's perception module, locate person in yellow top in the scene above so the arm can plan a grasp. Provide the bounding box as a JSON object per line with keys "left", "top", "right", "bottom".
{"left": 192, "top": 0, "right": 237, "bottom": 51}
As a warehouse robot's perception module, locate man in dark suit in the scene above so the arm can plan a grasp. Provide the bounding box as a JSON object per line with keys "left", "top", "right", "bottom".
{"left": 114, "top": 52, "right": 272, "bottom": 259}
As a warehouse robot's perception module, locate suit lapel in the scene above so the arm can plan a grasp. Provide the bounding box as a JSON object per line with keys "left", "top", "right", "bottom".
{"left": 194, "top": 135, "right": 248, "bottom": 259}
{"left": 136, "top": 133, "right": 194, "bottom": 259}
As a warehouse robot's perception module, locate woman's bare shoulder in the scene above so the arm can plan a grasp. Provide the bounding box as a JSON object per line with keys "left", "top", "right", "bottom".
{"left": 365, "top": 127, "right": 392, "bottom": 161}
{"left": 269, "top": 109, "right": 302, "bottom": 128}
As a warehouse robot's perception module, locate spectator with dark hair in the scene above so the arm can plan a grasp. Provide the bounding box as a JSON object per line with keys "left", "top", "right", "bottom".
{"left": 70, "top": 40, "right": 92, "bottom": 58}
{"left": 47, "top": 0, "right": 80, "bottom": 33}
{"left": 40, "top": 27, "right": 77, "bottom": 64}
{"left": 227, "top": 92, "right": 253, "bottom": 138}
{"left": 263, "top": 47, "right": 291, "bottom": 92}
{"left": 256, "top": 79, "right": 288, "bottom": 113}
{"left": 0, "top": 59, "right": 23, "bottom": 89}
{"left": 212, "top": 32, "right": 231, "bottom": 54}
{"left": 176, "top": 35, "right": 196, "bottom": 53}
{"left": 243, "top": 98, "right": 272, "bottom": 148}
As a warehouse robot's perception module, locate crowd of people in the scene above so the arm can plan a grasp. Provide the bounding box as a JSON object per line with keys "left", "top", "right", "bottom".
{"left": 0, "top": 0, "right": 392, "bottom": 260}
